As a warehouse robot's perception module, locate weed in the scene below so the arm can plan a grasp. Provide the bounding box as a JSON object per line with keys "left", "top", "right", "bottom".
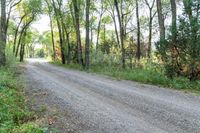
{"left": 0, "top": 62, "right": 43, "bottom": 132}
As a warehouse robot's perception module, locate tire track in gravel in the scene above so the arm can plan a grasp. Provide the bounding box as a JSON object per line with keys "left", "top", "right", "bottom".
{"left": 25, "top": 59, "right": 200, "bottom": 133}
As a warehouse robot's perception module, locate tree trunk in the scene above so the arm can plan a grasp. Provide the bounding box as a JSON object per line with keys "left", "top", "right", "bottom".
{"left": 72, "top": 0, "right": 84, "bottom": 66}
{"left": 136, "top": 0, "right": 141, "bottom": 61}
{"left": 170, "top": 0, "right": 177, "bottom": 42}
{"left": 66, "top": 32, "right": 71, "bottom": 64}
{"left": 49, "top": 14, "right": 56, "bottom": 60}
{"left": 85, "top": 0, "right": 90, "bottom": 69}
{"left": 45, "top": 0, "right": 56, "bottom": 60}
{"left": 20, "top": 30, "right": 27, "bottom": 62}
{"left": 103, "top": 24, "right": 106, "bottom": 43}
{"left": 57, "top": 21, "right": 65, "bottom": 64}
{"left": 13, "top": 14, "right": 26, "bottom": 54}
{"left": 156, "top": 0, "right": 165, "bottom": 41}
{"left": 170, "top": 0, "right": 178, "bottom": 70}
{"left": 129, "top": 37, "right": 134, "bottom": 69}
{"left": 107, "top": 1, "right": 120, "bottom": 48}
{"left": 114, "top": 0, "right": 125, "bottom": 68}
{"left": 0, "top": 0, "right": 6, "bottom": 66}
{"left": 148, "top": 16, "right": 153, "bottom": 59}
{"left": 15, "top": 30, "right": 23, "bottom": 57}
{"left": 5, "top": 7, "right": 12, "bottom": 39}
{"left": 96, "top": 13, "right": 103, "bottom": 50}
{"left": 113, "top": 21, "right": 120, "bottom": 47}
{"left": 111, "top": 14, "right": 120, "bottom": 47}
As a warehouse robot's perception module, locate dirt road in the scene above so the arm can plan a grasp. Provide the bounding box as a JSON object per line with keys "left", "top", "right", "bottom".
{"left": 24, "top": 59, "right": 200, "bottom": 133}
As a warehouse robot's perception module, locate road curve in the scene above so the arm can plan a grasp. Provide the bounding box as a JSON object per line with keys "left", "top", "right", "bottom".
{"left": 25, "top": 59, "right": 200, "bottom": 133}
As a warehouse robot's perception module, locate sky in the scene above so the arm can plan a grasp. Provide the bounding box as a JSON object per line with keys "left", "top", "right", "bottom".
{"left": 30, "top": 3, "right": 184, "bottom": 48}
{"left": 31, "top": 15, "right": 50, "bottom": 34}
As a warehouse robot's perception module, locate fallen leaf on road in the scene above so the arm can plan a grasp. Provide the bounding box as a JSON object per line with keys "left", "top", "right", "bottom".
{"left": 48, "top": 118, "right": 54, "bottom": 125}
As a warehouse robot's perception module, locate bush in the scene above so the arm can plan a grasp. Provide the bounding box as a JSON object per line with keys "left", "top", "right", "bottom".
{"left": 91, "top": 50, "right": 121, "bottom": 67}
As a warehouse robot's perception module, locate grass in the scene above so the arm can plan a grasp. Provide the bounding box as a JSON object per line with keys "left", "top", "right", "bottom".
{"left": 0, "top": 65, "right": 44, "bottom": 133}
{"left": 51, "top": 61, "right": 200, "bottom": 94}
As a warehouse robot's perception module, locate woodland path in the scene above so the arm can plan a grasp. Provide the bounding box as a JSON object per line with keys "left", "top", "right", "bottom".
{"left": 24, "top": 59, "right": 200, "bottom": 133}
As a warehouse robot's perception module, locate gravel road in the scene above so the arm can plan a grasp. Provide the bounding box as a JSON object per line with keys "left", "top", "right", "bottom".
{"left": 24, "top": 59, "right": 200, "bottom": 133}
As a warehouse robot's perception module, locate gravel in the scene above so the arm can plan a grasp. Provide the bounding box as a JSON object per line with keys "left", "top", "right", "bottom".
{"left": 24, "top": 59, "right": 200, "bottom": 133}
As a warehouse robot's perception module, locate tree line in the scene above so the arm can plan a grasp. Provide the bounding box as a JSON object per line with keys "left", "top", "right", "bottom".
{"left": 0, "top": 0, "right": 200, "bottom": 80}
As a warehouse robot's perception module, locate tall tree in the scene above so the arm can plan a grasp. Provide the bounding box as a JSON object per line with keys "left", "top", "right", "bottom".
{"left": 106, "top": 0, "right": 120, "bottom": 48}
{"left": 85, "top": 0, "right": 91, "bottom": 69}
{"left": 114, "top": 0, "right": 126, "bottom": 68}
{"left": 0, "top": 0, "right": 6, "bottom": 66}
{"left": 136, "top": 0, "right": 141, "bottom": 61}
{"left": 52, "top": 0, "right": 65, "bottom": 64}
{"left": 72, "top": 0, "right": 84, "bottom": 66}
{"left": 144, "top": 0, "right": 156, "bottom": 59}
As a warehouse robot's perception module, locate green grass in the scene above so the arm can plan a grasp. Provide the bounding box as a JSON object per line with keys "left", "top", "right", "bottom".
{"left": 51, "top": 61, "right": 200, "bottom": 94}
{"left": 0, "top": 66, "right": 44, "bottom": 133}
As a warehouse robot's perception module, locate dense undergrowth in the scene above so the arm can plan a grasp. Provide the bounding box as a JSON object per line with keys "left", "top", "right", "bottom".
{"left": 0, "top": 52, "right": 44, "bottom": 132}
{"left": 52, "top": 60, "right": 200, "bottom": 94}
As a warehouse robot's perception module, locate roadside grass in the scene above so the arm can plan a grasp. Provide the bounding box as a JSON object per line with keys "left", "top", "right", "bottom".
{"left": 51, "top": 61, "right": 200, "bottom": 94}
{"left": 0, "top": 59, "right": 45, "bottom": 132}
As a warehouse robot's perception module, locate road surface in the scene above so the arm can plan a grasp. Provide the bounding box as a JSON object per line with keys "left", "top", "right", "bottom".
{"left": 24, "top": 59, "right": 200, "bottom": 133}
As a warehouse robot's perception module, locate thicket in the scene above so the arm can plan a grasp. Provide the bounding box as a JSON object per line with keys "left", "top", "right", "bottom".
{"left": 156, "top": 0, "right": 200, "bottom": 80}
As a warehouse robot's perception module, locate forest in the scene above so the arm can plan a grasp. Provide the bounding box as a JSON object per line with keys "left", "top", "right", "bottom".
{"left": 1, "top": 0, "right": 200, "bottom": 81}
{"left": 0, "top": 0, "right": 199, "bottom": 78}
{"left": 0, "top": 0, "right": 200, "bottom": 132}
